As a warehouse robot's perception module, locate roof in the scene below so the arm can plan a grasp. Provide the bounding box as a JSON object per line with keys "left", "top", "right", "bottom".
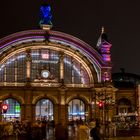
{"left": 112, "top": 72, "right": 140, "bottom": 88}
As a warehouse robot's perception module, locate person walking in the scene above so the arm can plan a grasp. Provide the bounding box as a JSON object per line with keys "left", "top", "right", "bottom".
{"left": 90, "top": 121, "right": 101, "bottom": 140}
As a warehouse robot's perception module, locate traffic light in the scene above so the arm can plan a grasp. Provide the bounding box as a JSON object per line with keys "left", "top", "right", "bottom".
{"left": 98, "top": 101, "right": 103, "bottom": 109}
{"left": 2, "top": 104, "right": 8, "bottom": 113}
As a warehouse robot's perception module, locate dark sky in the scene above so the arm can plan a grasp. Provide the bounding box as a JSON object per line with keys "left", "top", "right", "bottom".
{"left": 0, "top": 0, "right": 140, "bottom": 75}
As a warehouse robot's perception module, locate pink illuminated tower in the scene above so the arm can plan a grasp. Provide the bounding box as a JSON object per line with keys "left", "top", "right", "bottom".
{"left": 96, "top": 27, "right": 112, "bottom": 82}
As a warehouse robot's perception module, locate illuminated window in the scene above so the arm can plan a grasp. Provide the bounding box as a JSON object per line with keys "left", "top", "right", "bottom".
{"left": 64, "top": 55, "right": 89, "bottom": 84}
{"left": 36, "top": 99, "right": 54, "bottom": 121}
{"left": 2, "top": 98, "right": 21, "bottom": 122}
{"left": 68, "top": 99, "right": 85, "bottom": 121}
{"left": 31, "top": 49, "right": 59, "bottom": 81}
{"left": 0, "top": 48, "right": 90, "bottom": 85}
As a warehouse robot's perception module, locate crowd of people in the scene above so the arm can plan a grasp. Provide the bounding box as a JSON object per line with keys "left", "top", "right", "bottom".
{"left": 0, "top": 119, "right": 55, "bottom": 140}
{"left": 0, "top": 118, "right": 116, "bottom": 140}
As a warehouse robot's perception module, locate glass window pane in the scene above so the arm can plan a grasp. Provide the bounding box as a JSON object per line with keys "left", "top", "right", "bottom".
{"left": 2, "top": 98, "right": 21, "bottom": 122}
{"left": 36, "top": 99, "right": 54, "bottom": 121}
{"left": 68, "top": 99, "right": 85, "bottom": 121}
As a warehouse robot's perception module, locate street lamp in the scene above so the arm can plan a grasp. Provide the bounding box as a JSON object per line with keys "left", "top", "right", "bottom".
{"left": 97, "top": 82, "right": 116, "bottom": 138}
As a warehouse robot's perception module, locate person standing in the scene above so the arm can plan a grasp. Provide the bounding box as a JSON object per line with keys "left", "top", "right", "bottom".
{"left": 90, "top": 121, "right": 101, "bottom": 140}
{"left": 41, "top": 120, "right": 47, "bottom": 140}
{"left": 55, "top": 123, "right": 68, "bottom": 140}
{"left": 78, "top": 121, "right": 89, "bottom": 140}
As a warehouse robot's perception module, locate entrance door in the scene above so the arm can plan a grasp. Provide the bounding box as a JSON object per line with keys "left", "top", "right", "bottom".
{"left": 117, "top": 98, "right": 132, "bottom": 115}
{"left": 36, "top": 99, "right": 54, "bottom": 121}
{"left": 68, "top": 99, "right": 85, "bottom": 121}
{"left": 2, "top": 98, "right": 21, "bottom": 122}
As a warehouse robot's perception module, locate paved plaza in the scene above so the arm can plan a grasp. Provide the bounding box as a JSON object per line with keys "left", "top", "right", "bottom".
{"left": 106, "top": 136, "right": 140, "bottom": 140}
{"left": 1, "top": 125, "right": 140, "bottom": 140}
{"left": 1, "top": 135, "right": 140, "bottom": 140}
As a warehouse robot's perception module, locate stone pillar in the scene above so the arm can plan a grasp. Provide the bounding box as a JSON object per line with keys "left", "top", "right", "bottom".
{"left": 58, "top": 86, "right": 68, "bottom": 125}
{"left": 59, "top": 104, "right": 67, "bottom": 125}
{"left": 32, "top": 104, "right": 36, "bottom": 122}
{"left": 59, "top": 52, "right": 64, "bottom": 82}
{"left": 91, "top": 88, "right": 97, "bottom": 119}
{"left": 14, "top": 59, "right": 17, "bottom": 86}
{"left": 20, "top": 104, "right": 25, "bottom": 121}
{"left": 25, "top": 49, "right": 31, "bottom": 86}
{"left": 54, "top": 104, "right": 59, "bottom": 125}
{"left": 85, "top": 104, "right": 91, "bottom": 122}
{"left": 24, "top": 90, "right": 33, "bottom": 121}
{"left": 4, "top": 66, "right": 6, "bottom": 86}
{"left": 24, "top": 104, "right": 33, "bottom": 121}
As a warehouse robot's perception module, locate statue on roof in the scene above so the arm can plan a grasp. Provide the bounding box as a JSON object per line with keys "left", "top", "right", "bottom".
{"left": 39, "top": 4, "right": 52, "bottom": 26}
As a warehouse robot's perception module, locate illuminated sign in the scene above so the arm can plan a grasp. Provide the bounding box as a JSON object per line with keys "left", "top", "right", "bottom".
{"left": 2, "top": 104, "right": 8, "bottom": 113}
{"left": 15, "top": 105, "right": 20, "bottom": 113}
{"left": 41, "top": 53, "right": 49, "bottom": 59}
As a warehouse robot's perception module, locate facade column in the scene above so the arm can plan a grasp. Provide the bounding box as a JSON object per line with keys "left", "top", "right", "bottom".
{"left": 4, "top": 66, "right": 6, "bottom": 86}
{"left": 85, "top": 103, "right": 92, "bottom": 122}
{"left": 89, "top": 88, "right": 96, "bottom": 120}
{"left": 58, "top": 86, "right": 68, "bottom": 125}
{"left": 54, "top": 104, "right": 59, "bottom": 125}
{"left": 32, "top": 104, "right": 36, "bottom": 121}
{"left": 20, "top": 104, "right": 25, "bottom": 121}
{"left": 25, "top": 49, "right": 31, "bottom": 86}
{"left": 24, "top": 90, "right": 33, "bottom": 121}
{"left": 59, "top": 52, "right": 64, "bottom": 82}
{"left": 14, "top": 59, "right": 17, "bottom": 86}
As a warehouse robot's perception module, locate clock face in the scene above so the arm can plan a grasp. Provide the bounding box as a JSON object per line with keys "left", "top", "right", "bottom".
{"left": 41, "top": 70, "right": 50, "bottom": 78}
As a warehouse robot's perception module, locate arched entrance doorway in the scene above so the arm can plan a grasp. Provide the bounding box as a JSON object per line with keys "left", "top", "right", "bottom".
{"left": 117, "top": 98, "right": 132, "bottom": 115}
{"left": 2, "top": 98, "right": 21, "bottom": 122}
{"left": 68, "top": 99, "right": 86, "bottom": 121}
{"left": 35, "top": 99, "right": 54, "bottom": 121}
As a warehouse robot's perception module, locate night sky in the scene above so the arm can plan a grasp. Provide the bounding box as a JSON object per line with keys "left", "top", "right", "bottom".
{"left": 0, "top": 0, "right": 140, "bottom": 75}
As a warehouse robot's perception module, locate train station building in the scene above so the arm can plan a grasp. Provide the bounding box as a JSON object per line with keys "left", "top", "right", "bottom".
{"left": 0, "top": 4, "right": 139, "bottom": 127}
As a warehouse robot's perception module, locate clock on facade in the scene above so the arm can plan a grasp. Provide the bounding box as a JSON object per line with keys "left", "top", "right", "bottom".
{"left": 41, "top": 70, "right": 50, "bottom": 78}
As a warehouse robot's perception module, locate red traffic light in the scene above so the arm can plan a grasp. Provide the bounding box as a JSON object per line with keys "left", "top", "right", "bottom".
{"left": 2, "top": 104, "right": 8, "bottom": 113}
{"left": 98, "top": 101, "right": 103, "bottom": 109}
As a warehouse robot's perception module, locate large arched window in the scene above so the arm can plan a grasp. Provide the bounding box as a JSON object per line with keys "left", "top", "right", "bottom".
{"left": 0, "top": 48, "right": 90, "bottom": 85}
{"left": 0, "top": 52, "right": 26, "bottom": 83}
{"left": 64, "top": 55, "right": 89, "bottom": 84}
{"left": 117, "top": 98, "right": 132, "bottom": 115}
{"left": 68, "top": 99, "right": 85, "bottom": 121}
{"left": 36, "top": 99, "right": 54, "bottom": 121}
{"left": 2, "top": 98, "right": 21, "bottom": 122}
{"left": 31, "top": 49, "right": 60, "bottom": 82}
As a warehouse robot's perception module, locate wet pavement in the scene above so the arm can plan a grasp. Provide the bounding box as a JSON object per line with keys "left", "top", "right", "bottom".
{"left": 1, "top": 134, "right": 140, "bottom": 140}
{"left": 1, "top": 127, "right": 140, "bottom": 140}
{"left": 107, "top": 136, "right": 140, "bottom": 140}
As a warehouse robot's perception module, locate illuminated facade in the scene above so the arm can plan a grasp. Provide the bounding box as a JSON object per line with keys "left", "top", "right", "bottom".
{"left": 112, "top": 72, "right": 140, "bottom": 129}
{"left": 0, "top": 27, "right": 117, "bottom": 124}
{"left": 0, "top": 4, "right": 117, "bottom": 124}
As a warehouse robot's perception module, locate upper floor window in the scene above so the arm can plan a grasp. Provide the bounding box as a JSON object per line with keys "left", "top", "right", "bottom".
{"left": 0, "top": 48, "right": 90, "bottom": 85}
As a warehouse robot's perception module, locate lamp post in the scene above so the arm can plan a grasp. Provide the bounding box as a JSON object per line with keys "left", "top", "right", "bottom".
{"left": 98, "top": 82, "right": 116, "bottom": 138}
{"left": 91, "top": 82, "right": 116, "bottom": 138}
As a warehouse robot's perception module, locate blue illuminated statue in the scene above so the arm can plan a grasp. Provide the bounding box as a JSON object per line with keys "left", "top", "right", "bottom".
{"left": 39, "top": 4, "right": 52, "bottom": 25}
